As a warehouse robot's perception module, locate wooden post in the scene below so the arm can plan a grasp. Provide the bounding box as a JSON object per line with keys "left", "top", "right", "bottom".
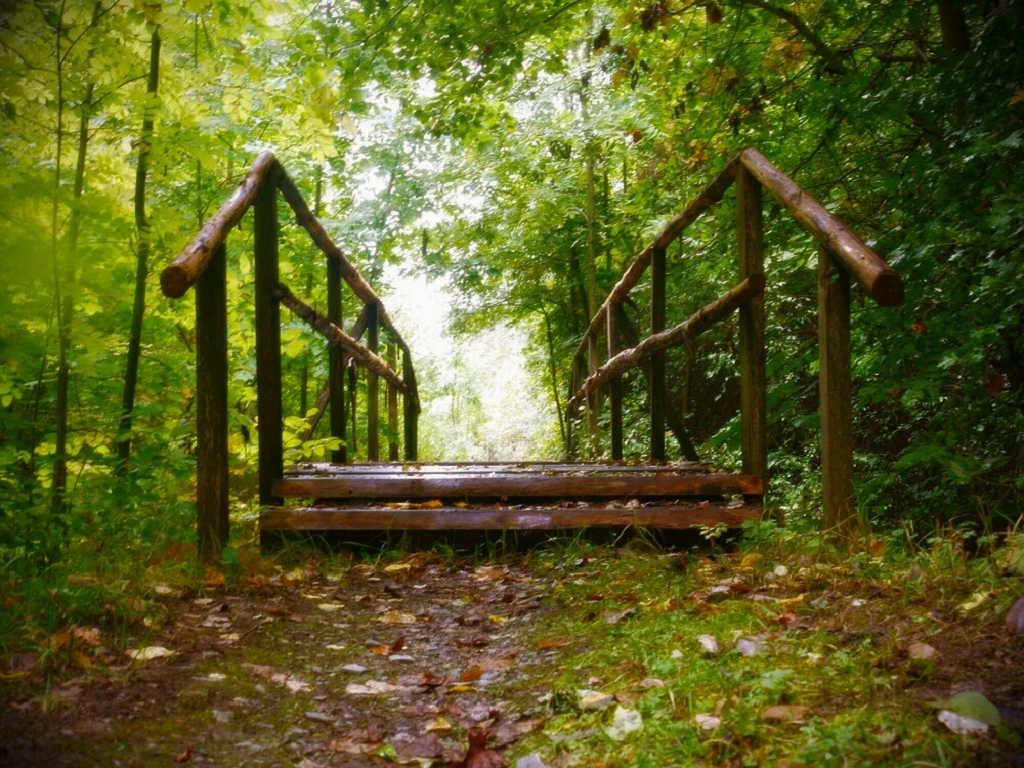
{"left": 366, "top": 301, "right": 380, "bottom": 461}
{"left": 736, "top": 166, "right": 768, "bottom": 487}
{"left": 402, "top": 348, "right": 418, "bottom": 461}
{"left": 818, "top": 245, "right": 856, "bottom": 536}
{"left": 607, "top": 303, "right": 623, "bottom": 460}
{"left": 195, "top": 242, "right": 229, "bottom": 558}
{"left": 327, "top": 257, "right": 347, "bottom": 463}
{"left": 387, "top": 341, "right": 399, "bottom": 461}
{"left": 254, "top": 172, "right": 283, "bottom": 505}
{"left": 650, "top": 244, "right": 667, "bottom": 461}
{"left": 587, "top": 332, "right": 600, "bottom": 448}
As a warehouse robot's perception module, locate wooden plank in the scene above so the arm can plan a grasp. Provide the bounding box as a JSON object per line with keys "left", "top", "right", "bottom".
{"left": 327, "top": 256, "right": 347, "bottom": 463}
{"left": 259, "top": 502, "right": 762, "bottom": 531}
{"left": 195, "top": 242, "right": 229, "bottom": 557}
{"left": 367, "top": 301, "right": 380, "bottom": 461}
{"left": 736, "top": 166, "right": 768, "bottom": 488}
{"left": 254, "top": 168, "right": 283, "bottom": 506}
{"left": 650, "top": 244, "right": 667, "bottom": 461}
{"left": 162, "top": 152, "right": 277, "bottom": 298}
{"left": 739, "top": 147, "right": 902, "bottom": 306}
{"left": 272, "top": 472, "right": 763, "bottom": 499}
{"left": 284, "top": 460, "right": 722, "bottom": 476}
{"left": 607, "top": 303, "right": 623, "bottom": 460}
{"left": 818, "top": 245, "right": 857, "bottom": 536}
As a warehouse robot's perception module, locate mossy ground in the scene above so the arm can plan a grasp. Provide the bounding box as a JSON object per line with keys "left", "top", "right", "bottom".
{"left": 1, "top": 524, "right": 1023, "bottom": 767}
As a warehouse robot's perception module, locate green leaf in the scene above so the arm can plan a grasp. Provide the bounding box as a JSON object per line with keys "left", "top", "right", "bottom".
{"left": 929, "top": 691, "right": 1001, "bottom": 726}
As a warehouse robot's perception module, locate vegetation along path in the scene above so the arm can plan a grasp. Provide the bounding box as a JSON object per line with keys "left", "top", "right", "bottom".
{"left": 3, "top": 531, "right": 1024, "bottom": 767}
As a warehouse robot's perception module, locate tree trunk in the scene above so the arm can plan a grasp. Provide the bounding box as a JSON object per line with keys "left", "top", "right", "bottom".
{"left": 118, "top": 28, "right": 161, "bottom": 472}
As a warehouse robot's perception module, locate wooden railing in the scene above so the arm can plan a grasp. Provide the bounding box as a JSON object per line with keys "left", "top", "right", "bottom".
{"left": 161, "top": 152, "right": 420, "bottom": 555}
{"left": 567, "top": 146, "right": 903, "bottom": 533}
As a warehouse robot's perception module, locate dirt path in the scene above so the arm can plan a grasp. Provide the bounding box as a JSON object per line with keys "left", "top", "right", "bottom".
{"left": 1, "top": 554, "right": 561, "bottom": 767}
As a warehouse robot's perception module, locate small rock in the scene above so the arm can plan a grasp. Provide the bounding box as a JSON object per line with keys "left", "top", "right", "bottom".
{"left": 706, "top": 585, "right": 732, "bottom": 603}
{"left": 670, "top": 649, "right": 684, "bottom": 660}
{"left": 773, "top": 565, "right": 789, "bottom": 578}
{"left": 305, "top": 711, "right": 334, "bottom": 724}
{"left": 578, "top": 689, "right": 614, "bottom": 711}
{"left": 212, "top": 710, "right": 232, "bottom": 723}
{"left": 340, "top": 664, "right": 367, "bottom": 673}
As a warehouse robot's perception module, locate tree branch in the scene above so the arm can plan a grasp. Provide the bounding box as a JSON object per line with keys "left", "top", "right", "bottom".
{"left": 734, "top": 0, "right": 848, "bottom": 75}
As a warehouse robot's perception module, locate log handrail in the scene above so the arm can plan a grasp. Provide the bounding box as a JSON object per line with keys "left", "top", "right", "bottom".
{"left": 162, "top": 151, "right": 421, "bottom": 556}
{"left": 572, "top": 146, "right": 903, "bottom": 358}
{"left": 568, "top": 274, "right": 765, "bottom": 406}
{"left": 567, "top": 145, "right": 904, "bottom": 536}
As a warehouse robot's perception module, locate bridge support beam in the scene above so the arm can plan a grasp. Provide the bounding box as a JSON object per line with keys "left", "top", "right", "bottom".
{"left": 328, "top": 257, "right": 347, "bottom": 463}
{"left": 367, "top": 301, "right": 380, "bottom": 461}
{"left": 818, "top": 245, "right": 857, "bottom": 537}
{"left": 650, "top": 245, "right": 667, "bottom": 461}
{"left": 254, "top": 172, "right": 283, "bottom": 506}
{"left": 736, "top": 167, "right": 768, "bottom": 490}
{"left": 607, "top": 303, "right": 623, "bottom": 460}
{"left": 195, "top": 243, "right": 229, "bottom": 558}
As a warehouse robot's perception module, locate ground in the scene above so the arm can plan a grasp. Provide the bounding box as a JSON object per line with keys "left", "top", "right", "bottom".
{"left": 2, "top": 530, "right": 1024, "bottom": 767}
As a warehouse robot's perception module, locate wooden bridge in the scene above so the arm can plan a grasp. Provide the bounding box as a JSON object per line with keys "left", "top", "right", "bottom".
{"left": 160, "top": 148, "right": 902, "bottom": 555}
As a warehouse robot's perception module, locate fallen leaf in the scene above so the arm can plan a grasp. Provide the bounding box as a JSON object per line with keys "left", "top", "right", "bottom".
{"left": 378, "top": 611, "right": 418, "bottom": 625}
{"left": 72, "top": 627, "right": 102, "bottom": 647}
{"left": 317, "top": 602, "right": 344, "bottom": 612}
{"left": 174, "top": 745, "right": 194, "bottom": 763}
{"left": 450, "top": 729, "right": 505, "bottom": 768}
{"left": 938, "top": 709, "right": 989, "bottom": 735}
{"left": 3, "top": 652, "right": 40, "bottom": 673}
{"left": 383, "top": 563, "right": 412, "bottom": 573}
{"left": 1006, "top": 597, "right": 1024, "bottom": 634}
{"left": 578, "top": 689, "right": 614, "bottom": 710}
{"left": 536, "top": 639, "right": 570, "bottom": 649}
{"left": 735, "top": 638, "right": 765, "bottom": 657}
{"left": 694, "top": 713, "right": 722, "bottom": 731}
{"left": 425, "top": 716, "right": 454, "bottom": 734}
{"left": 601, "top": 608, "right": 636, "bottom": 625}
{"left": 761, "top": 705, "right": 810, "bottom": 722}
{"left": 346, "top": 680, "right": 405, "bottom": 695}
{"left": 604, "top": 705, "right": 643, "bottom": 740}
{"left": 637, "top": 678, "right": 665, "bottom": 689}
{"left": 129, "top": 646, "right": 175, "bottom": 661}
{"left": 907, "top": 642, "right": 939, "bottom": 662}
{"left": 697, "top": 634, "right": 719, "bottom": 654}
{"left": 372, "top": 637, "right": 406, "bottom": 656}
{"left": 421, "top": 499, "right": 444, "bottom": 509}
{"left": 459, "top": 667, "right": 485, "bottom": 682}
{"left": 930, "top": 691, "right": 1000, "bottom": 726}
{"left": 488, "top": 614, "right": 509, "bottom": 624}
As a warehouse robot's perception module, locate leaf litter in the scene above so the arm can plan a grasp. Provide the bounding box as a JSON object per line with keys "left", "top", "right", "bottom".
{"left": 1, "top": 538, "right": 1023, "bottom": 766}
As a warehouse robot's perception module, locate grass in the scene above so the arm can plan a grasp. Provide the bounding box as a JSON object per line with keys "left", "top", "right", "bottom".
{"left": 502, "top": 520, "right": 1024, "bottom": 767}
{"left": 2, "top": 516, "right": 1022, "bottom": 766}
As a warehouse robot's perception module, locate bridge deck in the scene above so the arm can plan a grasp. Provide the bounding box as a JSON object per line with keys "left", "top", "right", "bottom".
{"left": 260, "top": 461, "right": 763, "bottom": 532}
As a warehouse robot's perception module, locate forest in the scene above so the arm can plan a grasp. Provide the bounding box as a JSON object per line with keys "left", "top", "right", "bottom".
{"left": 2, "top": 1, "right": 1024, "bottom": 765}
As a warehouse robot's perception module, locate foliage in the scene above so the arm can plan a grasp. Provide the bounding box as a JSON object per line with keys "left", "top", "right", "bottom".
{"left": 1, "top": 0, "right": 1023, "bottom": 599}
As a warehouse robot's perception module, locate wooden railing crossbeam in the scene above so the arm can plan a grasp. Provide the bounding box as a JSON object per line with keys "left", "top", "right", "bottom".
{"left": 570, "top": 274, "right": 765, "bottom": 405}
